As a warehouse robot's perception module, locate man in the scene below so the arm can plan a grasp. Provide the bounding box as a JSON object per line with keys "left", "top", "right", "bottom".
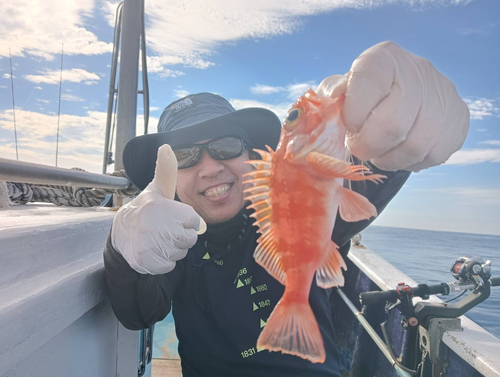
{"left": 104, "top": 42, "right": 469, "bottom": 377}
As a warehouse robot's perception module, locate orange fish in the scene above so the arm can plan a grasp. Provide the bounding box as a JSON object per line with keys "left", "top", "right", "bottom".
{"left": 243, "top": 88, "right": 386, "bottom": 363}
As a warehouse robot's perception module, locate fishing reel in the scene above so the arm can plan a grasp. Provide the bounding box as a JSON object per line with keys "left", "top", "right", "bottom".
{"left": 451, "top": 256, "right": 491, "bottom": 286}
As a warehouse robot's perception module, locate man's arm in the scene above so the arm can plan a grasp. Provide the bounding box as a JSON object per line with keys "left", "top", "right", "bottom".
{"left": 332, "top": 158, "right": 411, "bottom": 253}
{"left": 103, "top": 231, "right": 181, "bottom": 330}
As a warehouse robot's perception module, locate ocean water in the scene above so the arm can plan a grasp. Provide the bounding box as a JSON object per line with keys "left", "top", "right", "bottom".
{"left": 361, "top": 225, "right": 500, "bottom": 339}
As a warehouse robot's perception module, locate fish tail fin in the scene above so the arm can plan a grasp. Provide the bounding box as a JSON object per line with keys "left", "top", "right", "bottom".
{"left": 257, "top": 298, "right": 326, "bottom": 363}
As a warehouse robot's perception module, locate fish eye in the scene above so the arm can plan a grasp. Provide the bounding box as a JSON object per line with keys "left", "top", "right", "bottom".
{"left": 284, "top": 108, "right": 302, "bottom": 130}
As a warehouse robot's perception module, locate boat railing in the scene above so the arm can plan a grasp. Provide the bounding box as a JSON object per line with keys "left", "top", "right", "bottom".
{"left": 0, "top": 157, "right": 132, "bottom": 190}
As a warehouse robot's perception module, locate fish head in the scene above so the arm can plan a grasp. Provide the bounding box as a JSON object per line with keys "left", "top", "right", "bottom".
{"left": 277, "top": 88, "right": 346, "bottom": 163}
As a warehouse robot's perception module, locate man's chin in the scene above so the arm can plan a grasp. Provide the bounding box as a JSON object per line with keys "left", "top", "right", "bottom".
{"left": 203, "top": 204, "right": 245, "bottom": 225}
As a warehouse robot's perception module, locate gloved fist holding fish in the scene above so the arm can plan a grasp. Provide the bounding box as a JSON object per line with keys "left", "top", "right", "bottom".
{"left": 317, "top": 41, "right": 470, "bottom": 172}
{"left": 245, "top": 42, "right": 469, "bottom": 362}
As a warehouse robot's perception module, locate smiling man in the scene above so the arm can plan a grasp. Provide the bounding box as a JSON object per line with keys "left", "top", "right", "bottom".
{"left": 103, "top": 42, "right": 469, "bottom": 377}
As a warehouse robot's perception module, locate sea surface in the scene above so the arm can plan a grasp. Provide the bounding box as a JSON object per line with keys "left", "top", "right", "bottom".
{"left": 361, "top": 225, "right": 500, "bottom": 339}
{"left": 153, "top": 226, "right": 500, "bottom": 358}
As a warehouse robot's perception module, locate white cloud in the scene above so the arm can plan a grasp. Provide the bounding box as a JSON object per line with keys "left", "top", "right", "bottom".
{"left": 251, "top": 84, "right": 284, "bottom": 95}
{"left": 480, "top": 140, "right": 500, "bottom": 146}
{"left": 3, "top": 74, "right": 11, "bottom": 79}
{"left": 286, "top": 82, "right": 316, "bottom": 100}
{"left": 452, "top": 188, "right": 500, "bottom": 205}
{"left": 0, "top": 109, "right": 107, "bottom": 172}
{"left": 147, "top": 57, "right": 186, "bottom": 78}
{"left": 463, "top": 98, "right": 499, "bottom": 120}
{"left": 0, "top": 0, "right": 112, "bottom": 61}
{"left": 230, "top": 98, "right": 292, "bottom": 121}
{"left": 61, "top": 94, "right": 85, "bottom": 102}
{"left": 445, "top": 149, "right": 500, "bottom": 165}
{"left": 456, "top": 23, "right": 496, "bottom": 36}
{"left": 419, "top": 187, "right": 500, "bottom": 206}
{"left": 0, "top": 85, "right": 6, "bottom": 89}
{"left": 36, "top": 99, "right": 50, "bottom": 104}
{"left": 174, "top": 89, "right": 190, "bottom": 98}
{"left": 159, "top": 69, "right": 185, "bottom": 79}
{"left": 476, "top": 128, "right": 488, "bottom": 132}
{"left": 0, "top": 108, "right": 159, "bottom": 173}
{"left": 24, "top": 69, "right": 100, "bottom": 85}
{"left": 101, "top": 1, "right": 121, "bottom": 28}
{"left": 35, "top": 86, "right": 42, "bottom": 90}
{"left": 250, "top": 81, "right": 316, "bottom": 100}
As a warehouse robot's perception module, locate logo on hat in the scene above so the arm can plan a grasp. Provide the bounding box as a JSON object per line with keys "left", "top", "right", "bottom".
{"left": 170, "top": 98, "right": 193, "bottom": 113}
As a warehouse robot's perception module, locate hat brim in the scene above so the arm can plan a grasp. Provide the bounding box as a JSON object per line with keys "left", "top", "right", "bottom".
{"left": 123, "top": 107, "right": 281, "bottom": 190}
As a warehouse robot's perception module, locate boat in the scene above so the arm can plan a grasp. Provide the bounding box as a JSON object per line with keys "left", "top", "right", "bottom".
{"left": 1, "top": 1, "right": 499, "bottom": 376}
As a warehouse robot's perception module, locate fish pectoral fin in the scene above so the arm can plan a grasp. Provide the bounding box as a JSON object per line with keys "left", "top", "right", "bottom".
{"left": 338, "top": 186, "right": 378, "bottom": 222}
{"left": 257, "top": 300, "right": 326, "bottom": 363}
{"left": 306, "top": 152, "right": 386, "bottom": 183}
{"left": 253, "top": 229, "right": 286, "bottom": 285}
{"left": 306, "top": 152, "right": 352, "bottom": 178}
{"left": 316, "top": 241, "right": 347, "bottom": 288}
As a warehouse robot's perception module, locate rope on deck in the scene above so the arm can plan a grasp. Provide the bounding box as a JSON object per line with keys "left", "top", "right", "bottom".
{"left": 3, "top": 169, "right": 139, "bottom": 207}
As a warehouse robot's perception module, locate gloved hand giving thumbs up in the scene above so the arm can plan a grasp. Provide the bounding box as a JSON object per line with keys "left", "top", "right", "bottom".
{"left": 112, "top": 144, "right": 207, "bottom": 275}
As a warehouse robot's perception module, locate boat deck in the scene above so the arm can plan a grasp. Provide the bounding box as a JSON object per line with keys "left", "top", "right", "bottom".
{"left": 151, "top": 359, "right": 181, "bottom": 377}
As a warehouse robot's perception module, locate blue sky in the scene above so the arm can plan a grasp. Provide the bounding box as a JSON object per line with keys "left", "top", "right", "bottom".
{"left": 0, "top": 0, "right": 499, "bottom": 235}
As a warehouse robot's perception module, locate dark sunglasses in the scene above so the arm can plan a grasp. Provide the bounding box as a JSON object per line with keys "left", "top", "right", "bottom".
{"left": 172, "top": 136, "right": 250, "bottom": 169}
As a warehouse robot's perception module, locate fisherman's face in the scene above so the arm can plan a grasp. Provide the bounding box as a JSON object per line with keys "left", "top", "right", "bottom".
{"left": 176, "top": 140, "right": 253, "bottom": 224}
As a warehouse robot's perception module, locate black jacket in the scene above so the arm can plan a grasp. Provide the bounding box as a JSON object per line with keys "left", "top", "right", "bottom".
{"left": 103, "top": 162, "right": 410, "bottom": 377}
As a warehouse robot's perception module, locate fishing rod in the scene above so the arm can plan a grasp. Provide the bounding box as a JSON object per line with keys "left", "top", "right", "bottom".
{"left": 356, "top": 256, "right": 499, "bottom": 377}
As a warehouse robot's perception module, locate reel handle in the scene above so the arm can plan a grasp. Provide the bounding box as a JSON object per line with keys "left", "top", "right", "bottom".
{"left": 490, "top": 276, "right": 500, "bottom": 287}
{"left": 359, "top": 280, "right": 495, "bottom": 306}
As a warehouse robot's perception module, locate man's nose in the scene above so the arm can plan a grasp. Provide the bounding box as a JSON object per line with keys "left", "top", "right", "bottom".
{"left": 197, "top": 150, "right": 224, "bottom": 177}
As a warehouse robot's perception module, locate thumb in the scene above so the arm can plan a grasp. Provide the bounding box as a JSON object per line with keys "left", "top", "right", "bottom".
{"left": 153, "top": 144, "right": 178, "bottom": 200}
{"left": 316, "top": 74, "right": 348, "bottom": 99}
{"left": 152, "top": 144, "right": 207, "bottom": 235}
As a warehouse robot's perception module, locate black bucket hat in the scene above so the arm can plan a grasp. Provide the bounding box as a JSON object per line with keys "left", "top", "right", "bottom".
{"left": 123, "top": 92, "right": 281, "bottom": 190}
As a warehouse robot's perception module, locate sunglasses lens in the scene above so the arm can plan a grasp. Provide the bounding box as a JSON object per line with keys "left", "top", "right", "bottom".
{"left": 174, "top": 146, "right": 200, "bottom": 169}
{"left": 209, "top": 137, "right": 244, "bottom": 160}
{"left": 173, "top": 137, "right": 246, "bottom": 169}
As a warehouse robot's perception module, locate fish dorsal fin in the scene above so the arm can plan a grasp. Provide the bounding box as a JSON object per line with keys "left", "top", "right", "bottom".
{"left": 243, "top": 147, "right": 285, "bottom": 285}
{"left": 316, "top": 241, "right": 347, "bottom": 288}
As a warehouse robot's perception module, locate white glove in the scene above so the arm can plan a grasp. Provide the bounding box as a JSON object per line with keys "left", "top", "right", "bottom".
{"left": 111, "top": 144, "right": 207, "bottom": 275}
{"left": 316, "top": 41, "right": 470, "bottom": 172}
